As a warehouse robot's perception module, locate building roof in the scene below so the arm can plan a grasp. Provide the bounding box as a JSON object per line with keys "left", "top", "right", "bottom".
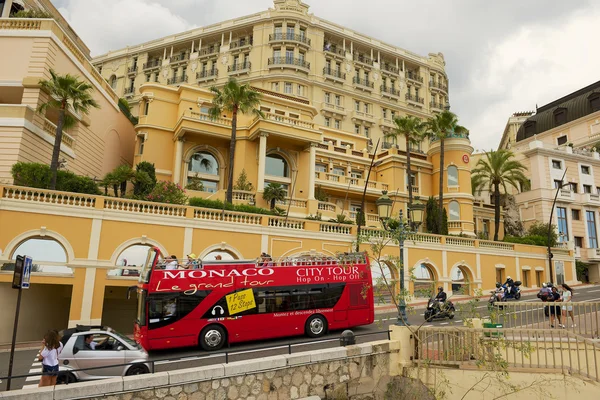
{"left": 516, "top": 80, "right": 600, "bottom": 142}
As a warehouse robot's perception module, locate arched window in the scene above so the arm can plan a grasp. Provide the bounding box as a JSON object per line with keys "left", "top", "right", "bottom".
{"left": 202, "top": 250, "right": 237, "bottom": 261}
{"left": 371, "top": 260, "right": 393, "bottom": 295}
{"left": 3, "top": 238, "right": 71, "bottom": 275}
{"left": 449, "top": 201, "right": 460, "bottom": 220}
{"left": 447, "top": 165, "right": 458, "bottom": 186}
{"left": 414, "top": 264, "right": 436, "bottom": 298}
{"left": 187, "top": 151, "right": 219, "bottom": 193}
{"left": 450, "top": 265, "right": 471, "bottom": 295}
{"left": 108, "top": 244, "right": 152, "bottom": 277}
{"left": 265, "top": 154, "right": 289, "bottom": 177}
{"left": 109, "top": 75, "right": 117, "bottom": 89}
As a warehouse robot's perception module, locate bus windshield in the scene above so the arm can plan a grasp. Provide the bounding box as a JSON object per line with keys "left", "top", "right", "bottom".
{"left": 139, "top": 248, "right": 159, "bottom": 283}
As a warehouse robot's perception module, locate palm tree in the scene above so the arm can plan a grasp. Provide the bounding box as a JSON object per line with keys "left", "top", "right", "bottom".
{"left": 387, "top": 115, "right": 426, "bottom": 214}
{"left": 38, "top": 69, "right": 99, "bottom": 189}
{"left": 472, "top": 149, "right": 529, "bottom": 241}
{"left": 209, "top": 78, "right": 263, "bottom": 204}
{"left": 426, "top": 110, "right": 468, "bottom": 231}
{"left": 263, "top": 183, "right": 287, "bottom": 210}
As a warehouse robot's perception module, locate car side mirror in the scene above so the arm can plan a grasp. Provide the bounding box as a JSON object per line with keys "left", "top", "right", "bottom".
{"left": 117, "top": 345, "right": 124, "bottom": 351}
{"left": 73, "top": 347, "right": 79, "bottom": 355}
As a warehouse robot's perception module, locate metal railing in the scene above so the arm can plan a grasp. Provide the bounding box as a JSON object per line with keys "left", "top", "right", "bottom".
{"left": 228, "top": 61, "right": 251, "bottom": 72}
{"left": 167, "top": 75, "right": 187, "bottom": 85}
{"left": 405, "top": 93, "right": 424, "bottom": 104}
{"left": 0, "top": 330, "right": 391, "bottom": 389}
{"left": 323, "top": 67, "right": 345, "bottom": 79}
{"left": 380, "top": 85, "right": 399, "bottom": 96}
{"left": 415, "top": 326, "right": 600, "bottom": 383}
{"left": 268, "top": 57, "right": 310, "bottom": 69}
{"left": 196, "top": 69, "right": 218, "bottom": 79}
{"left": 406, "top": 72, "right": 423, "bottom": 83}
{"left": 143, "top": 60, "right": 161, "bottom": 70}
{"left": 381, "top": 64, "right": 400, "bottom": 74}
{"left": 353, "top": 54, "right": 374, "bottom": 66}
{"left": 230, "top": 37, "right": 253, "bottom": 49}
{"left": 490, "top": 301, "right": 600, "bottom": 338}
{"left": 269, "top": 32, "right": 311, "bottom": 46}
{"left": 429, "top": 81, "right": 448, "bottom": 92}
{"left": 323, "top": 44, "right": 345, "bottom": 56}
{"left": 353, "top": 77, "right": 374, "bottom": 88}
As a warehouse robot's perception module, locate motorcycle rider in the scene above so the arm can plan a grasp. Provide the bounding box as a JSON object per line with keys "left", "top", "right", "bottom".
{"left": 504, "top": 276, "right": 515, "bottom": 295}
{"left": 434, "top": 286, "right": 447, "bottom": 311}
{"left": 494, "top": 282, "right": 505, "bottom": 302}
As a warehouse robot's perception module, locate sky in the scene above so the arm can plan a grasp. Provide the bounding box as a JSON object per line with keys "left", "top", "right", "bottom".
{"left": 51, "top": 0, "right": 600, "bottom": 151}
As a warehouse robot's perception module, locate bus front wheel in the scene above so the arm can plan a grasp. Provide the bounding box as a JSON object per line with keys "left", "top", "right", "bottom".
{"left": 199, "top": 325, "right": 227, "bottom": 351}
{"left": 305, "top": 314, "right": 327, "bottom": 338}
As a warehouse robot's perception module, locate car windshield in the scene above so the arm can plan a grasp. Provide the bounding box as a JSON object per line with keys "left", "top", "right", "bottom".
{"left": 110, "top": 329, "right": 140, "bottom": 349}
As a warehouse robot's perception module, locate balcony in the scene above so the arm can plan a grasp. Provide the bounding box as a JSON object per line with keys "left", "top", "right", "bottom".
{"left": 351, "top": 110, "right": 375, "bottom": 124}
{"left": 267, "top": 57, "right": 310, "bottom": 73}
{"left": 352, "top": 76, "right": 374, "bottom": 91}
{"left": 143, "top": 60, "right": 161, "bottom": 70}
{"left": 406, "top": 71, "right": 423, "bottom": 84}
{"left": 124, "top": 86, "right": 135, "bottom": 97}
{"left": 380, "top": 85, "right": 400, "bottom": 99}
{"left": 268, "top": 32, "right": 311, "bottom": 47}
{"left": 585, "top": 193, "right": 600, "bottom": 204}
{"left": 429, "top": 80, "right": 448, "bottom": 92}
{"left": 323, "top": 44, "right": 346, "bottom": 57}
{"left": 260, "top": 112, "right": 314, "bottom": 129}
{"left": 228, "top": 61, "right": 251, "bottom": 75}
{"left": 558, "top": 188, "right": 574, "bottom": 201}
{"left": 196, "top": 68, "right": 218, "bottom": 82}
{"left": 185, "top": 110, "right": 232, "bottom": 127}
{"left": 585, "top": 248, "right": 600, "bottom": 261}
{"left": 430, "top": 101, "right": 444, "bottom": 111}
{"left": 170, "top": 54, "right": 189, "bottom": 64}
{"left": 198, "top": 45, "right": 220, "bottom": 57}
{"left": 315, "top": 172, "right": 389, "bottom": 193}
{"left": 323, "top": 67, "right": 346, "bottom": 83}
{"left": 167, "top": 75, "right": 187, "bottom": 85}
{"left": 127, "top": 66, "right": 137, "bottom": 74}
{"left": 230, "top": 37, "right": 253, "bottom": 50}
{"left": 353, "top": 53, "right": 374, "bottom": 66}
{"left": 405, "top": 93, "right": 424, "bottom": 105}
{"left": 43, "top": 118, "right": 75, "bottom": 148}
{"left": 322, "top": 103, "right": 346, "bottom": 117}
{"left": 381, "top": 64, "right": 400, "bottom": 75}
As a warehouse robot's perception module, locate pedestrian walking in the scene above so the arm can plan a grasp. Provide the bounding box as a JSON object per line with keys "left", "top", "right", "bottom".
{"left": 548, "top": 286, "right": 563, "bottom": 328}
{"left": 561, "top": 283, "right": 576, "bottom": 328}
{"left": 38, "top": 330, "right": 63, "bottom": 387}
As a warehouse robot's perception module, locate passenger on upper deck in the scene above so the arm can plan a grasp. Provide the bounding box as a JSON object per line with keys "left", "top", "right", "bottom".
{"left": 165, "top": 255, "right": 179, "bottom": 270}
{"left": 183, "top": 253, "right": 199, "bottom": 269}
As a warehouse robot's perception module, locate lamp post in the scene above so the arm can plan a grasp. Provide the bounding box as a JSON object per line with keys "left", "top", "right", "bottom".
{"left": 547, "top": 169, "right": 568, "bottom": 284}
{"left": 377, "top": 191, "right": 425, "bottom": 326}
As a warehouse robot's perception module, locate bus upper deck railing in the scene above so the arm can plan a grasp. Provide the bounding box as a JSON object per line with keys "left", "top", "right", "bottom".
{"left": 0, "top": 330, "right": 391, "bottom": 390}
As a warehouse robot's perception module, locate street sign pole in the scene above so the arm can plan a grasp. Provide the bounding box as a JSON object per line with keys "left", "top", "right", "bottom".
{"left": 7, "top": 255, "right": 31, "bottom": 391}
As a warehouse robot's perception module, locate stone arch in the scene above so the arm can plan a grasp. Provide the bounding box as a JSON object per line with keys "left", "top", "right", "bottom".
{"left": 199, "top": 243, "right": 244, "bottom": 260}
{"left": 449, "top": 261, "right": 476, "bottom": 295}
{"left": 370, "top": 258, "right": 399, "bottom": 299}
{"left": 2, "top": 228, "right": 75, "bottom": 262}
{"left": 412, "top": 260, "right": 440, "bottom": 298}
{"left": 282, "top": 248, "right": 336, "bottom": 258}
{"left": 265, "top": 148, "right": 298, "bottom": 173}
{"left": 109, "top": 75, "right": 117, "bottom": 89}
{"left": 182, "top": 144, "right": 226, "bottom": 189}
{"left": 102, "top": 129, "right": 122, "bottom": 175}
{"left": 108, "top": 237, "right": 169, "bottom": 266}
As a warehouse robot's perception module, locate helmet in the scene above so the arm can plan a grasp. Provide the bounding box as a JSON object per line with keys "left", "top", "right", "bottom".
{"left": 542, "top": 283, "right": 547, "bottom": 288}
{"left": 438, "top": 286, "right": 443, "bottom": 292}
{"left": 495, "top": 282, "right": 501, "bottom": 288}
{"left": 506, "top": 276, "right": 512, "bottom": 280}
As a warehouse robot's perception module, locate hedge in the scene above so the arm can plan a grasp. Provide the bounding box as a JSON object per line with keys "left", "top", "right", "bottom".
{"left": 188, "top": 197, "right": 273, "bottom": 215}
{"left": 11, "top": 162, "right": 101, "bottom": 195}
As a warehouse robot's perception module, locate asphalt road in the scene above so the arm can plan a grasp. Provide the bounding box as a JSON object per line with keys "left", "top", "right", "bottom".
{"left": 2, "top": 284, "right": 599, "bottom": 392}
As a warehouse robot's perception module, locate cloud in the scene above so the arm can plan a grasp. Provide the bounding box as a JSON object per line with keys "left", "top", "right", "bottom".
{"left": 51, "top": 0, "right": 598, "bottom": 149}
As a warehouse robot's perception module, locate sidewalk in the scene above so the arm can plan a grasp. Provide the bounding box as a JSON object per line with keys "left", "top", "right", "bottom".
{"left": 374, "top": 283, "right": 596, "bottom": 314}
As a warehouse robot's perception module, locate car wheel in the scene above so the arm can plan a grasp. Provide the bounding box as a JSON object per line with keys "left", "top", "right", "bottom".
{"left": 199, "top": 325, "right": 227, "bottom": 351}
{"left": 125, "top": 364, "right": 149, "bottom": 376}
{"left": 57, "top": 371, "right": 76, "bottom": 385}
{"left": 305, "top": 314, "right": 327, "bottom": 338}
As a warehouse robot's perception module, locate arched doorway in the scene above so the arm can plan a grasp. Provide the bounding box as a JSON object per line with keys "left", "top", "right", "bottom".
{"left": 371, "top": 260, "right": 397, "bottom": 303}
{"left": 413, "top": 264, "right": 436, "bottom": 298}
{"left": 450, "top": 265, "right": 472, "bottom": 295}
{"left": 108, "top": 244, "right": 152, "bottom": 277}
{"left": 4, "top": 237, "right": 72, "bottom": 274}
{"left": 203, "top": 250, "right": 238, "bottom": 261}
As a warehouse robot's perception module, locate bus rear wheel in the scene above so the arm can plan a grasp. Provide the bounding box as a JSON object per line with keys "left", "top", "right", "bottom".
{"left": 305, "top": 314, "right": 327, "bottom": 338}
{"left": 199, "top": 325, "right": 227, "bottom": 351}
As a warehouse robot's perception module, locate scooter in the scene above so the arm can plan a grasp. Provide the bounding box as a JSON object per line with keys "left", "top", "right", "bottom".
{"left": 424, "top": 297, "right": 456, "bottom": 322}
{"left": 502, "top": 281, "right": 522, "bottom": 300}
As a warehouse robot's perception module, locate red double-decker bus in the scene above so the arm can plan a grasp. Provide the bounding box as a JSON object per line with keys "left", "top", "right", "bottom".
{"left": 133, "top": 247, "right": 374, "bottom": 351}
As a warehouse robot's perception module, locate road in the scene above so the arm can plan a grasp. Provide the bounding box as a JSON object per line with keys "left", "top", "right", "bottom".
{"left": 2, "top": 284, "right": 599, "bottom": 392}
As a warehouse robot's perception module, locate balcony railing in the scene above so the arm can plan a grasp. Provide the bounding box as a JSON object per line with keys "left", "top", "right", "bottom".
{"left": 167, "top": 75, "right": 187, "bottom": 85}
{"left": 353, "top": 54, "right": 374, "bottom": 66}
{"left": 143, "top": 60, "right": 161, "bottom": 70}
{"left": 198, "top": 46, "right": 220, "bottom": 57}
{"left": 127, "top": 66, "right": 137, "bottom": 74}
{"left": 43, "top": 119, "right": 75, "bottom": 147}
{"left": 323, "top": 67, "right": 345, "bottom": 80}
{"left": 124, "top": 86, "right": 135, "bottom": 95}
{"left": 230, "top": 37, "right": 253, "bottom": 49}
{"left": 196, "top": 69, "right": 218, "bottom": 80}
{"left": 170, "top": 54, "right": 189, "bottom": 63}
{"left": 323, "top": 44, "right": 345, "bottom": 57}
{"left": 405, "top": 93, "right": 424, "bottom": 104}
{"left": 429, "top": 81, "right": 448, "bottom": 92}
{"left": 380, "top": 85, "right": 400, "bottom": 97}
{"left": 269, "top": 32, "right": 311, "bottom": 46}
{"left": 228, "top": 61, "right": 251, "bottom": 73}
{"left": 260, "top": 112, "right": 315, "bottom": 129}
{"left": 381, "top": 64, "right": 400, "bottom": 75}
{"left": 187, "top": 111, "right": 232, "bottom": 127}
{"left": 430, "top": 101, "right": 444, "bottom": 109}
{"left": 406, "top": 71, "right": 423, "bottom": 83}
{"left": 268, "top": 57, "right": 310, "bottom": 70}
{"left": 353, "top": 77, "right": 374, "bottom": 89}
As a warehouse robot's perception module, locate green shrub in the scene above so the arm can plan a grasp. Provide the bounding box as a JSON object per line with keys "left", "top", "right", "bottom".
{"left": 188, "top": 197, "right": 272, "bottom": 215}
{"left": 233, "top": 169, "right": 254, "bottom": 191}
{"left": 146, "top": 181, "right": 187, "bottom": 204}
{"left": 12, "top": 9, "right": 53, "bottom": 18}
{"left": 133, "top": 161, "right": 156, "bottom": 196}
{"left": 504, "top": 235, "right": 548, "bottom": 247}
{"left": 185, "top": 174, "right": 205, "bottom": 191}
{"left": 11, "top": 162, "right": 100, "bottom": 194}
{"left": 235, "top": 204, "right": 272, "bottom": 215}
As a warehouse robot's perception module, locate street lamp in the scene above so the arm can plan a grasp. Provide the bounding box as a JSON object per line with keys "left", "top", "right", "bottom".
{"left": 377, "top": 191, "right": 425, "bottom": 326}
{"left": 547, "top": 170, "right": 568, "bottom": 284}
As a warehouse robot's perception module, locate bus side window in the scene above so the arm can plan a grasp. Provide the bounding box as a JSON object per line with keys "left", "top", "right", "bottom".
{"left": 148, "top": 291, "right": 209, "bottom": 329}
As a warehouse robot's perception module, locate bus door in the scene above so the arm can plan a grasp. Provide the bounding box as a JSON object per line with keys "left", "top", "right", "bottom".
{"left": 347, "top": 283, "right": 371, "bottom": 325}
{"left": 202, "top": 291, "right": 263, "bottom": 342}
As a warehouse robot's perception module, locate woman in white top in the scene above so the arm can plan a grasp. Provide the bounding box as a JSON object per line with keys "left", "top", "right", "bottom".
{"left": 38, "top": 330, "right": 63, "bottom": 387}
{"left": 560, "top": 283, "right": 576, "bottom": 328}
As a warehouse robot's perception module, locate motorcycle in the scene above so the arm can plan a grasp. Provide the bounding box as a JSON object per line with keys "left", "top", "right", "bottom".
{"left": 502, "top": 281, "right": 522, "bottom": 300}
{"left": 424, "top": 297, "right": 455, "bottom": 322}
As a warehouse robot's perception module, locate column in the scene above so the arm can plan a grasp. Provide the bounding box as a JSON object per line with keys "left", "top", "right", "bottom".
{"left": 173, "top": 138, "right": 184, "bottom": 185}
{"left": 308, "top": 144, "right": 316, "bottom": 199}
{"left": 257, "top": 133, "right": 268, "bottom": 191}
{"left": 1, "top": 1, "right": 14, "bottom": 18}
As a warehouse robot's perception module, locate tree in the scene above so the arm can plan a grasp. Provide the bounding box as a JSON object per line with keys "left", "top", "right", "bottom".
{"left": 262, "top": 183, "right": 286, "bottom": 210}
{"left": 472, "top": 149, "right": 529, "bottom": 241}
{"left": 233, "top": 169, "right": 254, "bottom": 191}
{"left": 38, "top": 69, "right": 99, "bottom": 189}
{"left": 208, "top": 78, "right": 263, "bottom": 204}
{"left": 133, "top": 161, "right": 157, "bottom": 197}
{"left": 425, "top": 196, "right": 448, "bottom": 235}
{"left": 426, "top": 110, "right": 468, "bottom": 232}
{"left": 388, "top": 115, "right": 425, "bottom": 211}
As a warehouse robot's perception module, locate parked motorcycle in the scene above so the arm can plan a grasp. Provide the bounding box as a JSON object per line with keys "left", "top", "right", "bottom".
{"left": 424, "top": 297, "right": 456, "bottom": 322}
